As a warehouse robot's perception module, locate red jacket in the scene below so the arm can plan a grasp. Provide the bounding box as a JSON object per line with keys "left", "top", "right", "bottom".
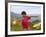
{"left": 20, "top": 16, "right": 30, "bottom": 29}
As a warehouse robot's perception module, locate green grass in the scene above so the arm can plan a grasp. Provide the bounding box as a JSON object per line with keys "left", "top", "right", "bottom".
{"left": 11, "top": 22, "right": 22, "bottom": 31}
{"left": 10, "top": 20, "right": 41, "bottom": 31}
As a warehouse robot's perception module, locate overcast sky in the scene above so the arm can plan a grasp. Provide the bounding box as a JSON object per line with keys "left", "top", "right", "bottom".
{"left": 10, "top": 5, "right": 41, "bottom": 16}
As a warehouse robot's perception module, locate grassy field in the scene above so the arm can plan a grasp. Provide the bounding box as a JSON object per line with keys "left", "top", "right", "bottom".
{"left": 10, "top": 20, "right": 41, "bottom": 31}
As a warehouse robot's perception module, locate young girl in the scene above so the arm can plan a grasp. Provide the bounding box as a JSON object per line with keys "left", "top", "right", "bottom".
{"left": 20, "top": 11, "right": 30, "bottom": 31}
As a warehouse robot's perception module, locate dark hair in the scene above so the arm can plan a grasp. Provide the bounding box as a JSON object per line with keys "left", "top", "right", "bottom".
{"left": 21, "top": 11, "right": 26, "bottom": 15}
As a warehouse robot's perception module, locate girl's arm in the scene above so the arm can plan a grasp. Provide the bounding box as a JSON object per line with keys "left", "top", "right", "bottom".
{"left": 19, "top": 19, "right": 23, "bottom": 29}
{"left": 27, "top": 16, "right": 30, "bottom": 19}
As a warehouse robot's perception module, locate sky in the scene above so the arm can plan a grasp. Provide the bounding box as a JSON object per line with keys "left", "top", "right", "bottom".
{"left": 10, "top": 5, "right": 41, "bottom": 16}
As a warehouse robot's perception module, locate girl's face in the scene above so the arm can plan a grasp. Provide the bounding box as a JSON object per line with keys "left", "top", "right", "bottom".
{"left": 22, "top": 14, "right": 26, "bottom": 16}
